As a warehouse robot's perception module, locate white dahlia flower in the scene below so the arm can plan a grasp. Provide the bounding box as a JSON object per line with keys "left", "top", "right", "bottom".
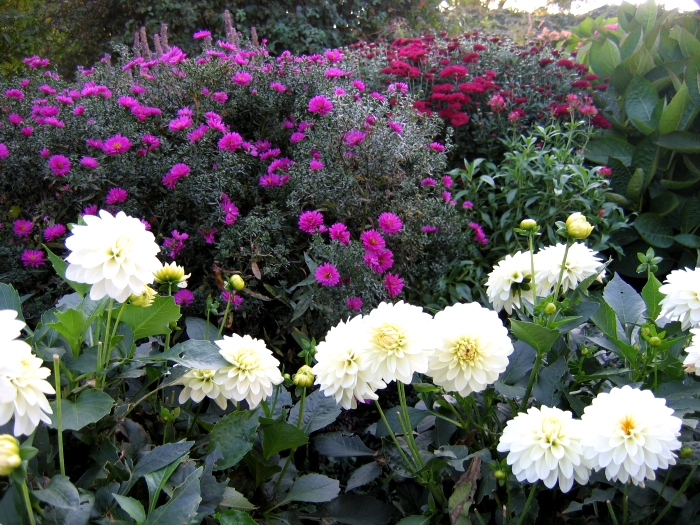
{"left": 358, "top": 301, "right": 437, "bottom": 384}
{"left": 683, "top": 328, "right": 700, "bottom": 373}
{"left": 581, "top": 386, "right": 681, "bottom": 487}
{"left": 217, "top": 334, "right": 283, "bottom": 409}
{"left": 0, "top": 310, "right": 27, "bottom": 353}
{"left": 427, "top": 303, "right": 513, "bottom": 396}
{"left": 0, "top": 345, "right": 55, "bottom": 436}
{"left": 497, "top": 406, "right": 590, "bottom": 493}
{"left": 659, "top": 267, "right": 700, "bottom": 330}
{"left": 534, "top": 242, "right": 602, "bottom": 297}
{"left": 65, "top": 210, "right": 161, "bottom": 303}
{"left": 485, "top": 251, "right": 534, "bottom": 314}
{"left": 313, "top": 315, "right": 386, "bottom": 409}
{"left": 174, "top": 369, "right": 230, "bottom": 410}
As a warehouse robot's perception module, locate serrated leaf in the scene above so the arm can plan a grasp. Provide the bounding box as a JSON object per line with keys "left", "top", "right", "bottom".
{"left": 218, "top": 488, "right": 255, "bottom": 511}
{"left": 173, "top": 339, "right": 230, "bottom": 369}
{"left": 120, "top": 296, "right": 181, "bottom": 339}
{"left": 49, "top": 389, "right": 113, "bottom": 431}
{"left": 642, "top": 273, "right": 663, "bottom": 321}
{"left": 603, "top": 273, "right": 646, "bottom": 328}
{"left": 532, "top": 358, "right": 569, "bottom": 406}
{"left": 345, "top": 462, "right": 382, "bottom": 492}
{"left": 261, "top": 420, "right": 308, "bottom": 460}
{"left": 184, "top": 317, "right": 217, "bottom": 342}
{"left": 288, "top": 389, "right": 341, "bottom": 435}
{"left": 314, "top": 433, "right": 376, "bottom": 458}
{"left": 509, "top": 320, "right": 560, "bottom": 356}
{"left": 0, "top": 283, "right": 24, "bottom": 321}
{"left": 32, "top": 475, "right": 79, "bottom": 509}
{"left": 219, "top": 509, "right": 257, "bottom": 525}
{"left": 123, "top": 441, "right": 194, "bottom": 496}
{"left": 144, "top": 467, "right": 202, "bottom": 525}
{"left": 112, "top": 494, "right": 146, "bottom": 524}
{"left": 208, "top": 409, "right": 260, "bottom": 470}
{"left": 284, "top": 474, "right": 339, "bottom": 504}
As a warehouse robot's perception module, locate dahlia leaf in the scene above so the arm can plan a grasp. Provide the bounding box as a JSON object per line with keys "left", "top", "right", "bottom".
{"left": 314, "top": 433, "right": 376, "bottom": 458}
{"left": 642, "top": 273, "right": 663, "bottom": 320}
{"left": 288, "top": 389, "right": 341, "bottom": 435}
{"left": 509, "top": 320, "right": 560, "bottom": 356}
{"left": 121, "top": 296, "right": 181, "bottom": 339}
{"left": 0, "top": 283, "right": 23, "bottom": 321}
{"left": 218, "top": 509, "right": 257, "bottom": 525}
{"left": 283, "top": 473, "right": 339, "bottom": 503}
{"left": 145, "top": 467, "right": 202, "bottom": 525}
{"left": 209, "top": 409, "right": 261, "bottom": 470}
{"left": 345, "top": 463, "right": 383, "bottom": 493}
{"left": 310, "top": 494, "right": 394, "bottom": 525}
{"left": 261, "top": 420, "right": 308, "bottom": 459}
{"left": 32, "top": 475, "right": 80, "bottom": 509}
{"left": 49, "top": 389, "right": 113, "bottom": 431}
{"left": 43, "top": 245, "right": 91, "bottom": 297}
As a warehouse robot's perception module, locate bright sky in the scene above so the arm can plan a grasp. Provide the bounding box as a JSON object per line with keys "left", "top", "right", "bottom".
{"left": 491, "top": 0, "right": 698, "bottom": 14}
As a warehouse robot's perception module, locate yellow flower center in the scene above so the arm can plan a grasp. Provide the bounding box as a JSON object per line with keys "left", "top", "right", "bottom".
{"left": 373, "top": 325, "right": 405, "bottom": 352}
{"left": 110, "top": 234, "right": 133, "bottom": 263}
{"left": 112, "top": 141, "right": 122, "bottom": 150}
{"left": 192, "top": 369, "right": 216, "bottom": 381}
{"left": 619, "top": 415, "right": 636, "bottom": 436}
{"left": 235, "top": 349, "right": 259, "bottom": 371}
{"left": 541, "top": 416, "right": 563, "bottom": 444}
{"left": 453, "top": 337, "right": 479, "bottom": 364}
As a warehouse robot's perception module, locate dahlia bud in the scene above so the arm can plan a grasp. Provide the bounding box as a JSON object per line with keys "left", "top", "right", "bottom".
{"left": 640, "top": 327, "right": 651, "bottom": 337}
{"left": 520, "top": 219, "right": 538, "bottom": 230}
{"left": 580, "top": 346, "right": 591, "bottom": 356}
{"left": 680, "top": 445, "right": 693, "bottom": 459}
{"left": 293, "top": 365, "right": 315, "bottom": 388}
{"left": 228, "top": 275, "right": 245, "bottom": 291}
{"left": 154, "top": 261, "right": 190, "bottom": 288}
{"left": 544, "top": 303, "right": 557, "bottom": 315}
{"left": 565, "top": 212, "right": 594, "bottom": 239}
{"left": 649, "top": 336, "right": 661, "bottom": 347}
{"left": 494, "top": 469, "right": 507, "bottom": 480}
{"left": 0, "top": 435, "right": 22, "bottom": 476}
{"left": 129, "top": 285, "right": 156, "bottom": 307}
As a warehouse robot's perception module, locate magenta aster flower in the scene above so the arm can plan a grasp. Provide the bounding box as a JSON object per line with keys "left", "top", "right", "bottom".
{"left": 48, "top": 155, "right": 71, "bottom": 176}
{"left": 422, "top": 225, "right": 439, "bottom": 234}
{"left": 82, "top": 204, "right": 98, "bottom": 216}
{"left": 429, "top": 142, "right": 445, "bottom": 152}
{"left": 0, "top": 144, "right": 9, "bottom": 158}
{"left": 105, "top": 187, "right": 128, "bottom": 205}
{"left": 174, "top": 289, "right": 195, "bottom": 306}
{"left": 259, "top": 174, "right": 281, "bottom": 187}
{"left": 8, "top": 114, "right": 24, "bottom": 125}
{"left": 103, "top": 134, "right": 132, "bottom": 155}
{"left": 193, "top": 30, "right": 211, "bottom": 39}
{"left": 421, "top": 178, "right": 436, "bottom": 187}
{"left": 270, "top": 82, "right": 286, "bottom": 93}
{"left": 378, "top": 212, "right": 402, "bottom": 235}
{"left": 344, "top": 129, "right": 366, "bottom": 147}
{"left": 315, "top": 263, "right": 340, "bottom": 287}
{"left": 308, "top": 95, "right": 333, "bottom": 116}
{"left": 298, "top": 210, "right": 324, "bottom": 234}
{"left": 232, "top": 72, "right": 253, "bottom": 86}
{"left": 443, "top": 176, "right": 453, "bottom": 189}
{"left": 86, "top": 138, "right": 103, "bottom": 149}
{"left": 290, "top": 132, "right": 305, "bottom": 143}
{"left": 360, "top": 229, "right": 385, "bottom": 252}
{"left": 329, "top": 223, "right": 351, "bottom": 245}
{"left": 13, "top": 220, "right": 33, "bottom": 237}
{"left": 187, "top": 124, "right": 209, "bottom": 143}
{"left": 168, "top": 116, "right": 193, "bottom": 131}
{"left": 21, "top": 249, "right": 45, "bottom": 268}
{"left": 218, "top": 132, "right": 243, "bottom": 152}
{"left": 198, "top": 228, "right": 218, "bottom": 244}
{"left": 346, "top": 296, "right": 363, "bottom": 310}
{"left": 211, "top": 91, "right": 228, "bottom": 103}
{"left": 21, "top": 127, "right": 33, "bottom": 136}
{"left": 80, "top": 156, "right": 99, "bottom": 169}
{"left": 162, "top": 163, "right": 191, "bottom": 189}
{"left": 468, "top": 222, "right": 489, "bottom": 245}
{"left": 40, "top": 148, "right": 50, "bottom": 158}
{"left": 387, "top": 121, "right": 403, "bottom": 134}
{"left": 43, "top": 224, "right": 66, "bottom": 242}
{"left": 221, "top": 291, "right": 244, "bottom": 309}
{"left": 309, "top": 159, "right": 324, "bottom": 171}
{"left": 463, "top": 201, "right": 474, "bottom": 209}
{"left": 384, "top": 273, "right": 404, "bottom": 298}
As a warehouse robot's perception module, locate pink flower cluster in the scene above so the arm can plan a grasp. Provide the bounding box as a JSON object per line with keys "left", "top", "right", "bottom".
{"left": 221, "top": 194, "right": 239, "bottom": 225}
{"left": 163, "top": 163, "right": 191, "bottom": 189}
{"left": 163, "top": 230, "right": 189, "bottom": 258}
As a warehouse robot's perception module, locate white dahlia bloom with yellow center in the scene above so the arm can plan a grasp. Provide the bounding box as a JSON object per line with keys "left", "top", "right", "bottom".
{"left": 534, "top": 242, "right": 602, "bottom": 297}
{"left": 358, "top": 301, "right": 437, "bottom": 384}
{"left": 497, "top": 406, "right": 590, "bottom": 493}
{"left": 217, "top": 334, "right": 283, "bottom": 409}
{"left": 65, "top": 210, "right": 161, "bottom": 303}
{"left": 313, "top": 315, "right": 386, "bottom": 409}
{"left": 659, "top": 267, "right": 700, "bottom": 330}
{"left": 581, "top": 386, "right": 681, "bottom": 487}
{"left": 485, "top": 251, "right": 534, "bottom": 314}
{"left": 683, "top": 328, "right": 700, "bottom": 374}
{"left": 174, "top": 369, "right": 230, "bottom": 410}
{"left": 427, "top": 303, "right": 513, "bottom": 396}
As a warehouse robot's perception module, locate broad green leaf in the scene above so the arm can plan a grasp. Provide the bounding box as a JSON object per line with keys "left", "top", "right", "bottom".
{"left": 642, "top": 273, "right": 664, "bottom": 320}
{"left": 687, "top": 56, "right": 700, "bottom": 107}
{"left": 314, "top": 433, "right": 376, "bottom": 458}
{"left": 144, "top": 467, "right": 202, "bottom": 525}
{"left": 209, "top": 409, "right": 260, "bottom": 470}
{"left": 120, "top": 296, "right": 181, "bottom": 339}
{"left": 509, "top": 320, "right": 560, "bottom": 356}
{"left": 261, "top": 420, "right": 308, "bottom": 460}
{"left": 634, "top": 213, "right": 674, "bottom": 248}
{"left": 675, "top": 233, "right": 700, "bottom": 248}
{"left": 284, "top": 473, "right": 340, "bottom": 504}
{"left": 290, "top": 293, "right": 313, "bottom": 322}
{"left": 448, "top": 481, "right": 474, "bottom": 525}
{"left": 0, "top": 283, "right": 23, "bottom": 321}
{"left": 585, "top": 138, "right": 635, "bottom": 166}
{"left": 144, "top": 456, "right": 186, "bottom": 514}
{"left": 184, "top": 317, "right": 218, "bottom": 342}
{"left": 47, "top": 308, "right": 89, "bottom": 355}
{"left": 590, "top": 38, "right": 621, "bottom": 78}
{"left": 311, "top": 494, "right": 394, "bottom": 525}
{"left": 44, "top": 246, "right": 91, "bottom": 296}
{"left": 112, "top": 494, "right": 146, "bottom": 524}
{"left": 218, "top": 488, "right": 255, "bottom": 511}
{"left": 122, "top": 441, "right": 193, "bottom": 496}
{"left": 626, "top": 168, "right": 646, "bottom": 209}
{"left": 679, "top": 27, "right": 700, "bottom": 58}
{"left": 288, "top": 389, "right": 341, "bottom": 435}
{"left": 611, "top": 47, "right": 655, "bottom": 94}
{"left": 655, "top": 131, "right": 700, "bottom": 153}
{"left": 397, "top": 517, "right": 431, "bottom": 525}
{"left": 659, "top": 83, "right": 693, "bottom": 135}
{"left": 345, "top": 463, "right": 383, "bottom": 493}
{"left": 625, "top": 75, "right": 660, "bottom": 134}
{"left": 219, "top": 510, "right": 257, "bottom": 525}
{"left": 681, "top": 197, "right": 700, "bottom": 233}
{"left": 32, "top": 475, "right": 79, "bottom": 509}
{"left": 620, "top": 24, "right": 644, "bottom": 60}
{"left": 533, "top": 358, "right": 569, "bottom": 405}
{"left": 49, "top": 389, "right": 113, "bottom": 431}
{"left": 590, "top": 301, "right": 622, "bottom": 340}
{"left": 634, "top": 0, "right": 657, "bottom": 33}
{"left": 649, "top": 192, "right": 679, "bottom": 216}
{"left": 162, "top": 339, "right": 230, "bottom": 369}
{"left": 603, "top": 273, "right": 646, "bottom": 328}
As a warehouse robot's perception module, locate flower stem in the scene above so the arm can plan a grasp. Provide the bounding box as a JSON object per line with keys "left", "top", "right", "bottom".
{"left": 217, "top": 294, "right": 233, "bottom": 338}
{"left": 515, "top": 483, "right": 537, "bottom": 525}
{"left": 374, "top": 400, "right": 417, "bottom": 476}
{"left": 397, "top": 382, "right": 424, "bottom": 468}
{"left": 528, "top": 233, "right": 538, "bottom": 311}
{"left": 275, "top": 387, "right": 307, "bottom": 494}
{"left": 296, "top": 388, "right": 306, "bottom": 430}
{"left": 519, "top": 352, "right": 543, "bottom": 412}
{"left": 21, "top": 481, "right": 36, "bottom": 525}
{"left": 552, "top": 239, "right": 572, "bottom": 302}
{"left": 622, "top": 482, "right": 629, "bottom": 525}
{"left": 651, "top": 455, "right": 700, "bottom": 525}
{"left": 97, "top": 299, "right": 115, "bottom": 387}
{"left": 607, "top": 500, "right": 620, "bottom": 525}
{"left": 52, "top": 355, "right": 65, "bottom": 477}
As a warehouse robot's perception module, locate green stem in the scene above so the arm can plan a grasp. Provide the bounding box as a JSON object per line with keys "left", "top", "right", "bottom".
{"left": 374, "top": 400, "right": 417, "bottom": 476}
{"left": 217, "top": 293, "right": 233, "bottom": 338}
{"left": 651, "top": 455, "right": 700, "bottom": 525}
{"left": 185, "top": 401, "right": 204, "bottom": 439}
{"left": 552, "top": 239, "right": 572, "bottom": 302}
{"left": 296, "top": 388, "right": 307, "bottom": 430}
{"left": 397, "top": 383, "right": 424, "bottom": 468}
{"left": 53, "top": 356, "right": 65, "bottom": 477}
{"left": 607, "top": 500, "right": 620, "bottom": 525}
{"left": 21, "top": 481, "right": 37, "bottom": 525}
{"left": 519, "top": 352, "right": 543, "bottom": 412}
{"left": 97, "top": 299, "right": 115, "bottom": 387}
{"left": 622, "top": 483, "right": 629, "bottom": 525}
{"left": 515, "top": 483, "right": 538, "bottom": 525}
{"left": 528, "top": 233, "right": 538, "bottom": 311}
{"left": 275, "top": 387, "right": 308, "bottom": 494}
{"left": 164, "top": 284, "right": 173, "bottom": 350}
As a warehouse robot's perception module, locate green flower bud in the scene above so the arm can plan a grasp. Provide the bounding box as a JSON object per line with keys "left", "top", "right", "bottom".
{"left": 293, "top": 365, "right": 315, "bottom": 388}
{"left": 565, "top": 212, "right": 594, "bottom": 239}
{"left": 494, "top": 469, "right": 507, "bottom": 480}
{"left": 680, "top": 446, "right": 693, "bottom": 460}
{"left": 520, "top": 219, "right": 538, "bottom": 230}
{"left": 649, "top": 336, "right": 661, "bottom": 347}
{"left": 0, "top": 435, "right": 21, "bottom": 476}
{"left": 226, "top": 275, "right": 245, "bottom": 292}
{"left": 640, "top": 327, "right": 651, "bottom": 337}
{"left": 544, "top": 303, "right": 557, "bottom": 315}
{"left": 581, "top": 346, "right": 591, "bottom": 356}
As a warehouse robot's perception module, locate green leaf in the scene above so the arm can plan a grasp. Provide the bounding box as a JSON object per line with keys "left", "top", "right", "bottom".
{"left": 603, "top": 273, "right": 646, "bottom": 328}
{"left": 144, "top": 456, "right": 186, "bottom": 515}
{"left": 659, "top": 83, "right": 693, "bottom": 135}
{"left": 261, "top": 420, "right": 308, "bottom": 460}
{"left": 679, "top": 27, "right": 700, "bottom": 58}
{"left": 47, "top": 308, "right": 89, "bottom": 355}
{"left": 0, "top": 283, "right": 23, "bottom": 321}
{"left": 284, "top": 473, "right": 340, "bottom": 504}
{"left": 124, "top": 441, "right": 194, "bottom": 496}
{"left": 184, "top": 317, "right": 218, "bottom": 342}
{"left": 314, "top": 433, "right": 375, "bottom": 458}
{"left": 649, "top": 192, "right": 679, "bottom": 216}
{"left": 112, "top": 494, "right": 146, "bottom": 524}
{"left": 585, "top": 137, "right": 636, "bottom": 166}
{"left": 345, "top": 463, "right": 382, "bottom": 492}
{"left": 681, "top": 197, "right": 700, "bottom": 232}
{"left": 626, "top": 168, "right": 646, "bottom": 209}
{"left": 675, "top": 233, "right": 700, "bottom": 248}
{"left": 634, "top": 0, "right": 657, "bottom": 33}
{"left": 533, "top": 358, "right": 569, "bottom": 406}
{"left": 49, "top": 389, "right": 113, "bottom": 431}
{"left": 509, "top": 320, "right": 560, "bottom": 356}
{"left": 32, "top": 475, "right": 79, "bottom": 509}
{"left": 144, "top": 467, "right": 202, "bottom": 525}
{"left": 310, "top": 494, "right": 394, "bottom": 525}
{"left": 164, "top": 339, "right": 230, "bottom": 369}
{"left": 209, "top": 409, "right": 260, "bottom": 470}
{"left": 655, "top": 131, "right": 700, "bottom": 153}
{"left": 120, "top": 296, "right": 181, "bottom": 339}
{"left": 590, "top": 38, "right": 621, "bottom": 78}
{"left": 642, "top": 273, "right": 664, "bottom": 321}
{"left": 288, "top": 389, "right": 341, "bottom": 435}
{"left": 375, "top": 406, "right": 431, "bottom": 438}
{"left": 44, "top": 245, "right": 91, "bottom": 296}
{"left": 219, "top": 510, "right": 257, "bottom": 525}
{"left": 290, "top": 293, "right": 313, "bottom": 322}
{"left": 634, "top": 213, "right": 674, "bottom": 248}
{"left": 590, "top": 301, "right": 622, "bottom": 340}
{"left": 686, "top": 56, "right": 700, "bottom": 107}
{"left": 625, "top": 75, "right": 660, "bottom": 134}
{"left": 397, "top": 517, "right": 431, "bottom": 525}
{"left": 448, "top": 482, "right": 474, "bottom": 525}
{"left": 219, "top": 488, "right": 256, "bottom": 511}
